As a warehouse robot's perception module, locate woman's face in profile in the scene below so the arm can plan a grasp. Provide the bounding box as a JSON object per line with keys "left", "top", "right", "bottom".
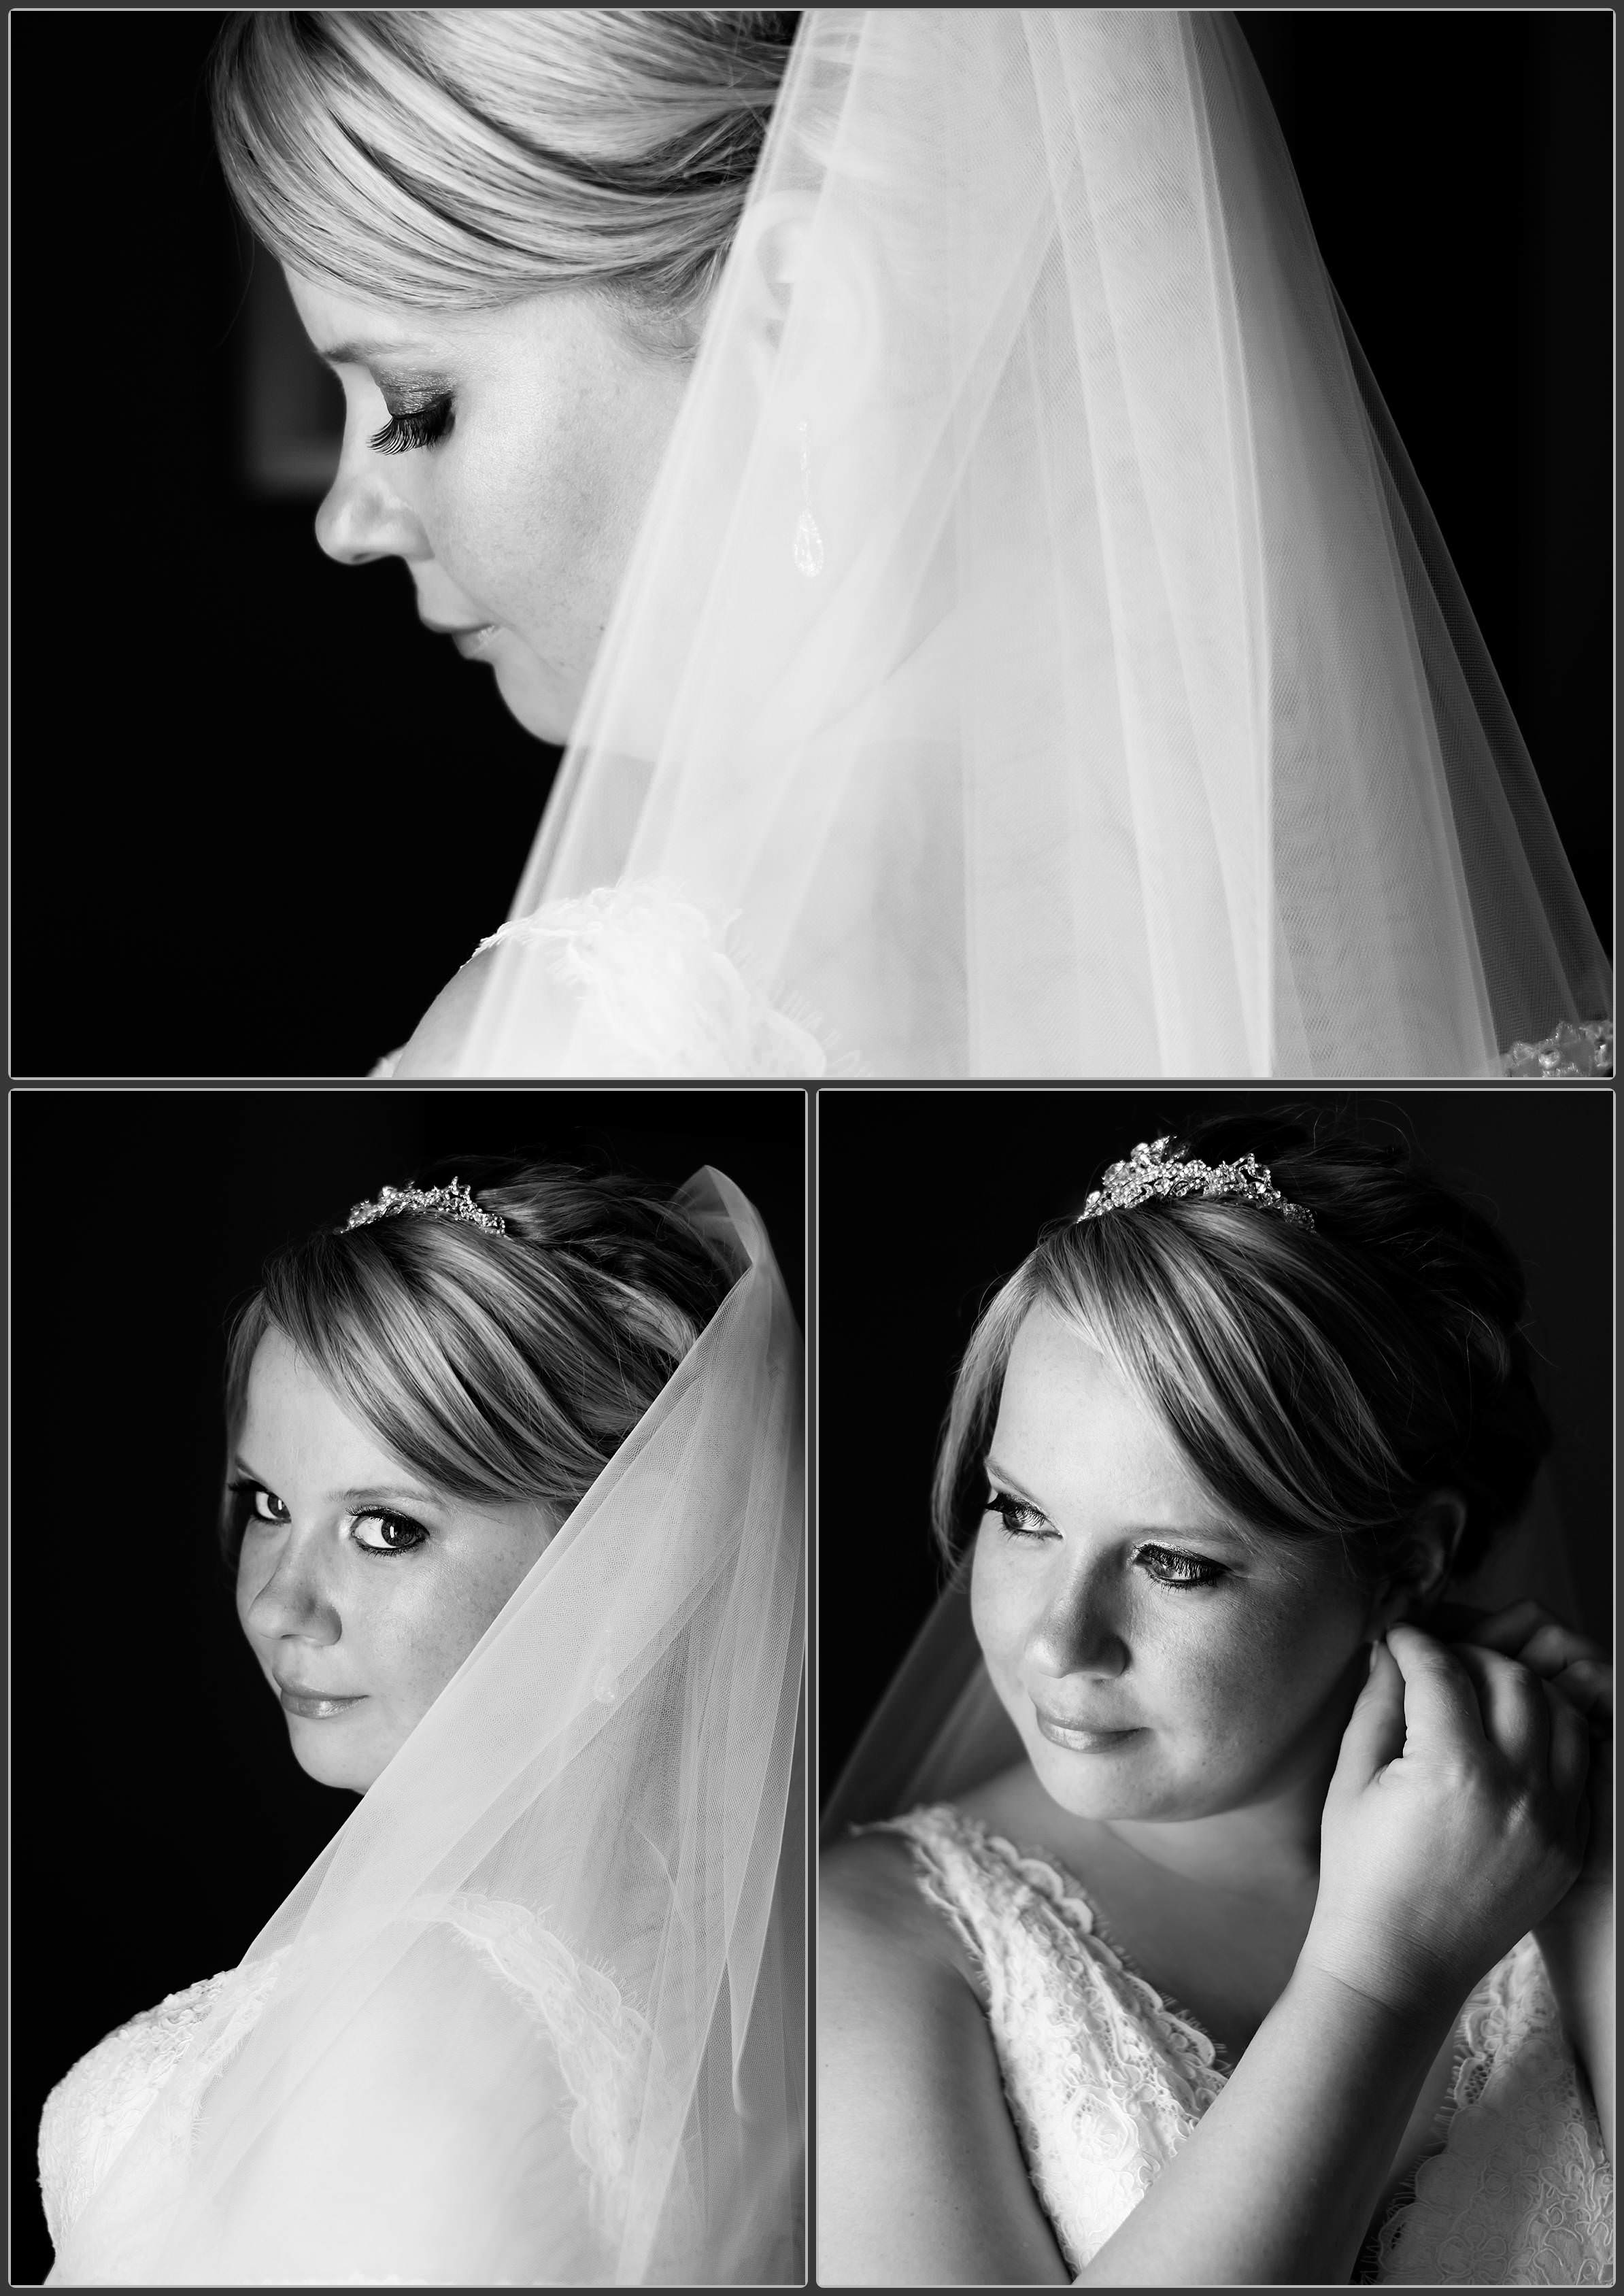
{"left": 970, "top": 1301, "right": 1376, "bottom": 1825}
{"left": 233, "top": 1325, "right": 554, "bottom": 1792}
{"left": 283, "top": 269, "right": 693, "bottom": 745}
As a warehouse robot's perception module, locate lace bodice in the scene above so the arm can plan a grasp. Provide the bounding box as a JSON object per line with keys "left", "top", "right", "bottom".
{"left": 877, "top": 1804, "right": 1613, "bottom": 2285}
{"left": 38, "top": 1953, "right": 288, "bottom": 2278}
{"left": 472, "top": 879, "right": 866, "bottom": 1077}
{"left": 37, "top": 1899, "right": 658, "bottom": 2284}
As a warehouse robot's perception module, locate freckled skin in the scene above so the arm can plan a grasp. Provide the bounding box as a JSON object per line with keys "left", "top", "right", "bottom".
{"left": 284, "top": 270, "right": 694, "bottom": 745}
{"left": 235, "top": 1326, "right": 554, "bottom": 1792}
{"left": 971, "top": 1303, "right": 1380, "bottom": 1851}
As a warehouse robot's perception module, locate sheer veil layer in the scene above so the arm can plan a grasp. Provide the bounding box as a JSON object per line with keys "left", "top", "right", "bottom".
{"left": 48, "top": 1171, "right": 805, "bottom": 2286}
{"left": 446, "top": 10, "right": 1608, "bottom": 1080}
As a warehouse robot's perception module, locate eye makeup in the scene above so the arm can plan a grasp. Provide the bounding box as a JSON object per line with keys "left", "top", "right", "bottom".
{"left": 348, "top": 1508, "right": 430, "bottom": 1557}
{"left": 983, "top": 1485, "right": 1230, "bottom": 1591}
{"left": 367, "top": 395, "right": 455, "bottom": 456}
{"left": 226, "top": 1479, "right": 432, "bottom": 1559}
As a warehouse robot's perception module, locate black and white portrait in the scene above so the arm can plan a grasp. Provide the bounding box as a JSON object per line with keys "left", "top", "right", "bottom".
{"left": 10, "top": 10, "right": 1611, "bottom": 1081}
{"left": 14, "top": 1087, "right": 806, "bottom": 2285}
{"left": 818, "top": 1086, "right": 1612, "bottom": 2284}
{"left": 4, "top": 6, "right": 1614, "bottom": 2285}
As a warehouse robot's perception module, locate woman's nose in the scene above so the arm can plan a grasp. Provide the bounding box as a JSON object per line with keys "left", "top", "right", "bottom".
{"left": 313, "top": 453, "right": 427, "bottom": 568}
{"left": 244, "top": 1532, "right": 341, "bottom": 1645}
{"left": 1025, "top": 1562, "right": 1128, "bottom": 1681}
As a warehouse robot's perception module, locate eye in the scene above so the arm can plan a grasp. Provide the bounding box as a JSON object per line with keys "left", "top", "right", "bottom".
{"left": 367, "top": 395, "right": 454, "bottom": 457}
{"left": 230, "top": 1480, "right": 288, "bottom": 1528}
{"left": 1136, "top": 1543, "right": 1227, "bottom": 1591}
{"left": 985, "top": 1487, "right": 1055, "bottom": 1541}
{"left": 349, "top": 1508, "right": 429, "bottom": 1558}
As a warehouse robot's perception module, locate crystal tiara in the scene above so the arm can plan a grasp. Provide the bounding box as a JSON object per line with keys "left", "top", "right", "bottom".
{"left": 1077, "top": 1136, "right": 1314, "bottom": 1229}
{"left": 341, "top": 1177, "right": 507, "bottom": 1238}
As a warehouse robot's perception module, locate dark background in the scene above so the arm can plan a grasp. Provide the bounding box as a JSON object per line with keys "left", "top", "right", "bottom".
{"left": 11, "top": 1086, "right": 805, "bottom": 2287}
{"left": 815, "top": 1087, "right": 1614, "bottom": 1803}
{"left": 10, "top": 12, "right": 1613, "bottom": 1081}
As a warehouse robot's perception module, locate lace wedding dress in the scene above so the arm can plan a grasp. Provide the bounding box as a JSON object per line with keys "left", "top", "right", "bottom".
{"left": 874, "top": 1804, "right": 1613, "bottom": 2286}
{"left": 37, "top": 1898, "right": 656, "bottom": 2286}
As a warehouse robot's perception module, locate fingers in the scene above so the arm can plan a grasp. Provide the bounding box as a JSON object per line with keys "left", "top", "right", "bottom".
{"left": 1438, "top": 1600, "right": 1612, "bottom": 1734}
{"left": 1454, "top": 1634, "right": 1611, "bottom": 1732}
{"left": 1545, "top": 1682, "right": 1592, "bottom": 1813}
{"left": 1381, "top": 1622, "right": 1489, "bottom": 1749}
{"left": 1330, "top": 1640, "right": 1409, "bottom": 1789}
{"left": 1521, "top": 1621, "right": 1605, "bottom": 1664}
{"left": 1549, "top": 1657, "right": 1613, "bottom": 1731}
{"left": 1454, "top": 1601, "right": 1607, "bottom": 1678}
{"left": 1451, "top": 1642, "right": 1552, "bottom": 1768}
{"left": 1455, "top": 1598, "right": 1560, "bottom": 1654}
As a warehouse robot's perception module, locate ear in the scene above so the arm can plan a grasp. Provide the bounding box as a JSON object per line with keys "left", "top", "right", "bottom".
{"left": 726, "top": 186, "right": 880, "bottom": 414}
{"left": 1365, "top": 1489, "right": 1468, "bottom": 1635}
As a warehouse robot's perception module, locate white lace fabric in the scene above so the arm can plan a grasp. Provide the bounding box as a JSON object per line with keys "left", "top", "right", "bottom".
{"left": 471, "top": 878, "right": 865, "bottom": 1078}
{"left": 37, "top": 1900, "right": 660, "bottom": 2285}
{"left": 875, "top": 1804, "right": 1613, "bottom": 2285}
{"left": 38, "top": 1957, "right": 287, "bottom": 2269}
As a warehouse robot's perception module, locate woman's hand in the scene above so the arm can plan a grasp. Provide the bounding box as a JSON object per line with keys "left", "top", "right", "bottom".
{"left": 1301, "top": 1622, "right": 1591, "bottom": 2021}
{"left": 1433, "top": 1600, "right": 1613, "bottom": 2161}
{"left": 1434, "top": 1600, "right": 1612, "bottom": 1923}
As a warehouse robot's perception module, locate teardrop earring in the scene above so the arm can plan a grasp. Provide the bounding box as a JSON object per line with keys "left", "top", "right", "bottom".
{"left": 793, "top": 419, "right": 824, "bottom": 578}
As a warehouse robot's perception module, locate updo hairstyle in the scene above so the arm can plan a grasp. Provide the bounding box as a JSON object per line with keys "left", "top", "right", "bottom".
{"left": 933, "top": 1106, "right": 1552, "bottom": 1593}
{"left": 222, "top": 1155, "right": 732, "bottom": 1560}
{"left": 208, "top": 10, "right": 802, "bottom": 354}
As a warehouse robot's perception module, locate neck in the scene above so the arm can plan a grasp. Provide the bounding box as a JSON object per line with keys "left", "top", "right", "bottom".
{"left": 1101, "top": 1765, "right": 1330, "bottom": 1903}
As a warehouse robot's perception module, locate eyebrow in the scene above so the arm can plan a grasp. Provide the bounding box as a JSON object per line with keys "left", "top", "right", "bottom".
{"left": 314, "top": 337, "right": 447, "bottom": 371}
{"left": 982, "top": 1453, "right": 1250, "bottom": 1549}
{"left": 232, "top": 1459, "right": 441, "bottom": 1510}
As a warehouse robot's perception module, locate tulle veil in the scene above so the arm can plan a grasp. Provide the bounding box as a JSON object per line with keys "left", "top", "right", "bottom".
{"left": 441, "top": 10, "right": 1609, "bottom": 1081}
{"left": 48, "top": 1169, "right": 805, "bottom": 2286}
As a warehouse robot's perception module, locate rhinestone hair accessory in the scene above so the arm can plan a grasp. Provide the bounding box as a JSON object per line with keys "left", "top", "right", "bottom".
{"left": 1077, "top": 1137, "right": 1315, "bottom": 1230}
{"left": 341, "top": 1177, "right": 506, "bottom": 1238}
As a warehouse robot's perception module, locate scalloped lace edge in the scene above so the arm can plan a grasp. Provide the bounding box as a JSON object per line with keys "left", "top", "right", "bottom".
{"left": 870, "top": 1806, "right": 1227, "bottom": 2076}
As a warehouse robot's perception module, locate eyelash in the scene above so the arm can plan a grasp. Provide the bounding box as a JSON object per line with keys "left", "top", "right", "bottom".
{"left": 228, "top": 1480, "right": 430, "bottom": 1559}
{"left": 983, "top": 1487, "right": 1227, "bottom": 1591}
{"left": 367, "top": 396, "right": 454, "bottom": 457}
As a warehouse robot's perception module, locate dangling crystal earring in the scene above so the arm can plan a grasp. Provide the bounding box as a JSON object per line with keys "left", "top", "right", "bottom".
{"left": 793, "top": 419, "right": 824, "bottom": 578}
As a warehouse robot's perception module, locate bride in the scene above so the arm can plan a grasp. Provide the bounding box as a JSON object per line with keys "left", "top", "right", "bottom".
{"left": 819, "top": 1110, "right": 1612, "bottom": 2283}
{"left": 39, "top": 1157, "right": 804, "bottom": 2284}
{"left": 207, "top": 11, "right": 1611, "bottom": 1081}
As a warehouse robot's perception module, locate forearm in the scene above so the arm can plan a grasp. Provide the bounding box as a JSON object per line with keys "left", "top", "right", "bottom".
{"left": 1074, "top": 1965, "right": 1457, "bottom": 2286}
{"left": 1538, "top": 1908, "right": 1614, "bottom": 2165}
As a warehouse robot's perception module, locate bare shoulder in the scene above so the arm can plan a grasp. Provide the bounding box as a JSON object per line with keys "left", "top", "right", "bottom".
{"left": 821, "top": 1831, "right": 966, "bottom": 2040}
{"left": 818, "top": 1830, "right": 1068, "bottom": 2286}
{"left": 822, "top": 1829, "right": 961, "bottom": 1958}
{"left": 390, "top": 941, "right": 501, "bottom": 1079}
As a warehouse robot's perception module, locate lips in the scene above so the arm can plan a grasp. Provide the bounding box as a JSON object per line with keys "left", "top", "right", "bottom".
{"left": 1032, "top": 1702, "right": 1140, "bottom": 1751}
{"left": 274, "top": 1676, "right": 367, "bottom": 1719}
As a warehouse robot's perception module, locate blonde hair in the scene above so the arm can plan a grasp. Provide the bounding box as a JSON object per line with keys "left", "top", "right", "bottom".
{"left": 933, "top": 1107, "right": 1551, "bottom": 1587}
{"left": 222, "top": 1157, "right": 732, "bottom": 1558}
{"left": 209, "top": 10, "right": 800, "bottom": 351}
